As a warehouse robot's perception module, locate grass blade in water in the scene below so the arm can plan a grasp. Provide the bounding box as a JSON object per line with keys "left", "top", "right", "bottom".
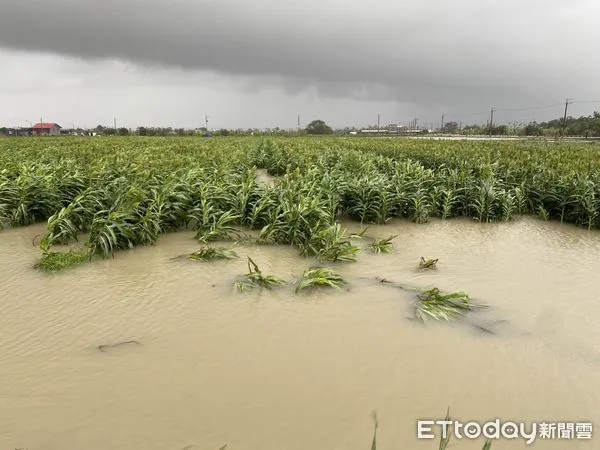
{"left": 296, "top": 267, "right": 347, "bottom": 293}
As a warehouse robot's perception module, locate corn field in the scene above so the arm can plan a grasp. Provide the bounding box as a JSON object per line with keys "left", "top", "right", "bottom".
{"left": 1, "top": 137, "right": 599, "bottom": 268}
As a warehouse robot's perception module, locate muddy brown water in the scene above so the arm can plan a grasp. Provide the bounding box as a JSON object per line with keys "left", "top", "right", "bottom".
{"left": 1, "top": 217, "right": 599, "bottom": 449}
{"left": 254, "top": 169, "right": 276, "bottom": 186}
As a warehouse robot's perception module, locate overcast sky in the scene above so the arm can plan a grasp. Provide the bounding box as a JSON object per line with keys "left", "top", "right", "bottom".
{"left": 1, "top": 0, "right": 599, "bottom": 129}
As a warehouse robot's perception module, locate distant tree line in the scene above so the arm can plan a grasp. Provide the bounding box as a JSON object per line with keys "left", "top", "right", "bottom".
{"left": 4, "top": 112, "right": 600, "bottom": 138}
{"left": 83, "top": 120, "right": 335, "bottom": 137}
{"left": 442, "top": 111, "right": 600, "bottom": 137}
{"left": 522, "top": 111, "right": 600, "bottom": 137}
{"left": 91, "top": 125, "right": 306, "bottom": 137}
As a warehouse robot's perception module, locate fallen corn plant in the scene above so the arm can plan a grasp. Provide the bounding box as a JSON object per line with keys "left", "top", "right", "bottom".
{"left": 419, "top": 257, "right": 438, "bottom": 269}
{"left": 234, "top": 257, "right": 286, "bottom": 291}
{"left": 188, "top": 246, "right": 238, "bottom": 261}
{"left": 349, "top": 226, "right": 369, "bottom": 239}
{"left": 414, "top": 287, "right": 471, "bottom": 322}
{"left": 369, "top": 235, "right": 398, "bottom": 254}
{"left": 370, "top": 276, "right": 498, "bottom": 334}
{"left": 35, "top": 250, "right": 90, "bottom": 271}
{"left": 295, "top": 267, "right": 347, "bottom": 293}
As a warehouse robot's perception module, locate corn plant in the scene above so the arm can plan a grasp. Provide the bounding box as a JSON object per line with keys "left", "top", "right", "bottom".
{"left": 369, "top": 235, "right": 398, "bottom": 253}
{"left": 409, "top": 190, "right": 432, "bottom": 224}
{"left": 194, "top": 210, "right": 240, "bottom": 243}
{"left": 87, "top": 210, "right": 139, "bottom": 258}
{"left": 536, "top": 205, "right": 550, "bottom": 221}
{"left": 234, "top": 257, "right": 286, "bottom": 291}
{"left": 470, "top": 179, "right": 500, "bottom": 223}
{"left": 308, "top": 223, "right": 360, "bottom": 262}
{"left": 440, "top": 188, "right": 460, "bottom": 220}
{"left": 3, "top": 136, "right": 600, "bottom": 272}
{"left": 295, "top": 267, "right": 347, "bottom": 293}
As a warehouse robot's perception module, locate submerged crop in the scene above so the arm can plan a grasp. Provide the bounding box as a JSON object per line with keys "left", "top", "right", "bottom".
{"left": 0, "top": 136, "right": 598, "bottom": 271}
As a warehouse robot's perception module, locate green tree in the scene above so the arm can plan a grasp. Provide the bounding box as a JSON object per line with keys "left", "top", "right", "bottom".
{"left": 493, "top": 125, "right": 508, "bottom": 135}
{"left": 306, "top": 119, "right": 333, "bottom": 135}
{"left": 441, "top": 121, "right": 459, "bottom": 134}
{"left": 524, "top": 122, "right": 542, "bottom": 136}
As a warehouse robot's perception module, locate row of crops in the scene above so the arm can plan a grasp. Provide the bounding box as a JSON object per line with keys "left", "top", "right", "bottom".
{"left": 0, "top": 137, "right": 599, "bottom": 269}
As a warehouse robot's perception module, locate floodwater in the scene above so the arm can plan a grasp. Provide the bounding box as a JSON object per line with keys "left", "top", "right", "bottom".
{"left": 254, "top": 169, "right": 276, "bottom": 186}
{"left": 1, "top": 217, "right": 599, "bottom": 449}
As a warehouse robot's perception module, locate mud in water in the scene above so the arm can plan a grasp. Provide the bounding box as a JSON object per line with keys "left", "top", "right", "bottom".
{"left": 1, "top": 217, "right": 599, "bottom": 449}
{"left": 254, "top": 169, "right": 276, "bottom": 186}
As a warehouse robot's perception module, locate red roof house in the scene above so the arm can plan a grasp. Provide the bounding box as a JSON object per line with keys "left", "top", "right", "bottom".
{"left": 32, "top": 123, "right": 62, "bottom": 135}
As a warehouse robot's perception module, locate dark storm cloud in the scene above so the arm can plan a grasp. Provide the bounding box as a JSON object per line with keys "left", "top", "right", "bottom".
{"left": 1, "top": 0, "right": 598, "bottom": 108}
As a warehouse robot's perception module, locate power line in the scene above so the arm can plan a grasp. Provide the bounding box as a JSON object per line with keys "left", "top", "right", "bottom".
{"left": 449, "top": 110, "right": 491, "bottom": 118}
{"left": 437, "top": 100, "right": 580, "bottom": 123}
{"left": 362, "top": 98, "right": 600, "bottom": 130}
{"left": 495, "top": 102, "right": 565, "bottom": 112}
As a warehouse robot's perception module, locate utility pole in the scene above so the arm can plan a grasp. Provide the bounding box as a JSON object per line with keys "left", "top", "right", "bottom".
{"left": 562, "top": 98, "right": 573, "bottom": 137}
{"left": 377, "top": 113, "right": 380, "bottom": 133}
{"left": 297, "top": 114, "right": 300, "bottom": 135}
{"left": 489, "top": 108, "right": 496, "bottom": 137}
{"left": 441, "top": 113, "right": 445, "bottom": 133}
{"left": 114, "top": 117, "right": 117, "bottom": 133}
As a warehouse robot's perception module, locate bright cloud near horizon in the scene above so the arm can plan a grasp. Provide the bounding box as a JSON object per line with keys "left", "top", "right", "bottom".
{"left": 1, "top": 0, "right": 599, "bottom": 129}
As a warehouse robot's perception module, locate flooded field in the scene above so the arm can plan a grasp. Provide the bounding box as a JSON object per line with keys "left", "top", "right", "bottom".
{"left": 2, "top": 217, "right": 599, "bottom": 449}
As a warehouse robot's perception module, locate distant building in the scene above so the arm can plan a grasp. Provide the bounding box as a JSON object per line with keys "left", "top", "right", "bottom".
{"left": 32, "top": 122, "right": 62, "bottom": 136}
{"left": 2, "top": 128, "right": 32, "bottom": 137}
{"left": 360, "top": 129, "right": 389, "bottom": 134}
{"left": 387, "top": 124, "right": 408, "bottom": 133}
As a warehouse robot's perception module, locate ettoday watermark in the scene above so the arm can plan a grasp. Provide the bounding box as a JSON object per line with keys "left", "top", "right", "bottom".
{"left": 417, "top": 419, "right": 593, "bottom": 444}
